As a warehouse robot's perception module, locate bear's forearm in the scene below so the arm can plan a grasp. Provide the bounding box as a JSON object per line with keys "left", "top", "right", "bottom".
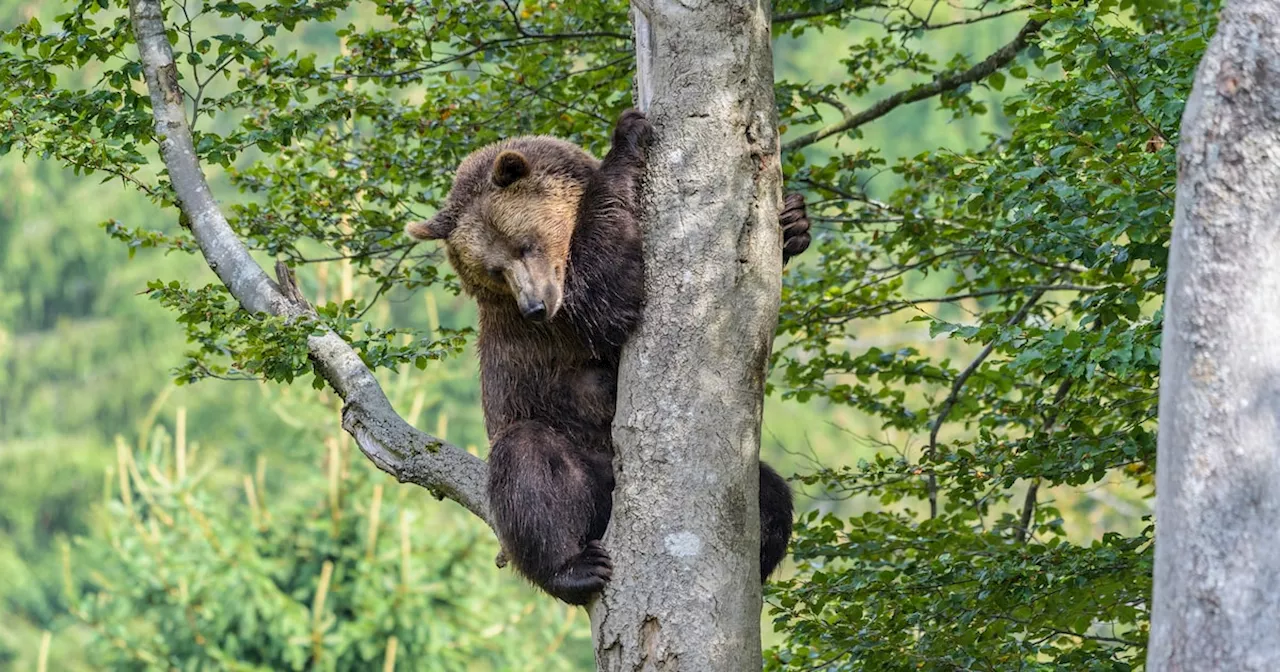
{"left": 562, "top": 244, "right": 644, "bottom": 353}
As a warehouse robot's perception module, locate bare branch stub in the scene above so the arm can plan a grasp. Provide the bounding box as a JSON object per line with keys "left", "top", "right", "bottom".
{"left": 274, "top": 260, "right": 313, "bottom": 313}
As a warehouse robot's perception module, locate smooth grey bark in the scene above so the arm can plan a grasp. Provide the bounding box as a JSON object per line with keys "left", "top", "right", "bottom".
{"left": 127, "top": 0, "right": 490, "bottom": 523}
{"left": 1148, "top": 3, "right": 1280, "bottom": 669}
{"left": 590, "top": 2, "right": 783, "bottom": 670}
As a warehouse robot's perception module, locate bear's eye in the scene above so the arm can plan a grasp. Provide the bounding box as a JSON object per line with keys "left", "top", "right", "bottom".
{"left": 518, "top": 243, "right": 536, "bottom": 258}
{"left": 487, "top": 266, "right": 504, "bottom": 279}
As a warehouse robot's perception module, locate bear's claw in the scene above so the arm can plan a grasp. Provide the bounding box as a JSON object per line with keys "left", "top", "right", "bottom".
{"left": 780, "top": 192, "right": 811, "bottom": 262}
{"left": 614, "top": 109, "right": 654, "bottom": 155}
{"left": 578, "top": 539, "right": 614, "bottom": 569}
{"left": 547, "top": 540, "right": 613, "bottom": 605}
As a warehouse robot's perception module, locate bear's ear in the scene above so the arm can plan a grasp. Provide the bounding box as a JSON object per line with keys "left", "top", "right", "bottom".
{"left": 405, "top": 213, "right": 455, "bottom": 241}
{"left": 491, "top": 150, "right": 531, "bottom": 188}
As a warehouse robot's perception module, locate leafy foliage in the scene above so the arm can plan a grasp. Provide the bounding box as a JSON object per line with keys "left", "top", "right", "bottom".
{"left": 69, "top": 418, "right": 591, "bottom": 670}
{"left": 767, "top": 1, "right": 1212, "bottom": 669}
{"left": 2, "top": 0, "right": 637, "bottom": 385}
{"left": 141, "top": 280, "right": 469, "bottom": 384}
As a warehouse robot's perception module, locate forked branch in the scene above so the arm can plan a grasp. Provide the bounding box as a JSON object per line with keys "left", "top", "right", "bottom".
{"left": 126, "top": 0, "right": 491, "bottom": 524}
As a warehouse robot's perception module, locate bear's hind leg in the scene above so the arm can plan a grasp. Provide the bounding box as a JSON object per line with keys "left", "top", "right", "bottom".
{"left": 488, "top": 421, "right": 614, "bottom": 605}
{"left": 760, "top": 462, "right": 794, "bottom": 581}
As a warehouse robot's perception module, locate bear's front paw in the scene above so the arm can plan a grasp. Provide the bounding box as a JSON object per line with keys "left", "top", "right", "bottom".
{"left": 547, "top": 540, "right": 613, "bottom": 605}
{"left": 780, "top": 192, "right": 811, "bottom": 263}
{"left": 613, "top": 108, "right": 654, "bottom": 154}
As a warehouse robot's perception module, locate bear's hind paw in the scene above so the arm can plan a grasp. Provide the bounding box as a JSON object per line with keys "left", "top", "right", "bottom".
{"left": 547, "top": 540, "right": 613, "bottom": 605}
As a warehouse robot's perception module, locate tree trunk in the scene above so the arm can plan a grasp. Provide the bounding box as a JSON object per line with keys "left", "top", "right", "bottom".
{"left": 590, "top": 1, "right": 783, "bottom": 670}
{"left": 1148, "top": 3, "right": 1280, "bottom": 669}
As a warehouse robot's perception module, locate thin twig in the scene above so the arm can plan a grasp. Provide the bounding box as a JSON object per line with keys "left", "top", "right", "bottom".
{"left": 925, "top": 288, "right": 1047, "bottom": 518}
{"left": 1015, "top": 377, "right": 1075, "bottom": 543}
{"left": 819, "top": 284, "right": 1098, "bottom": 326}
{"left": 354, "top": 247, "right": 413, "bottom": 319}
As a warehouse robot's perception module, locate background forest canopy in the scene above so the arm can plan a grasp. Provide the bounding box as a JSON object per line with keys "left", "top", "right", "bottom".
{"left": 0, "top": 0, "right": 1203, "bottom": 669}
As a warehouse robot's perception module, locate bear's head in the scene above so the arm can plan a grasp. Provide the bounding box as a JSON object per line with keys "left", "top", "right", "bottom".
{"left": 407, "top": 137, "right": 598, "bottom": 322}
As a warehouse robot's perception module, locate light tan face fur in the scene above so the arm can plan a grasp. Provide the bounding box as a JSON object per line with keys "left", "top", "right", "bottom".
{"left": 406, "top": 149, "right": 582, "bottom": 321}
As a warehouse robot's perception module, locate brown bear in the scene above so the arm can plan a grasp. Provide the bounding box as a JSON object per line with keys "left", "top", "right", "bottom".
{"left": 406, "top": 110, "right": 810, "bottom": 605}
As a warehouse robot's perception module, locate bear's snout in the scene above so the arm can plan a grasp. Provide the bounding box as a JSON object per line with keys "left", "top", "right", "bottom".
{"left": 507, "top": 257, "right": 563, "bottom": 322}
{"left": 519, "top": 297, "right": 547, "bottom": 321}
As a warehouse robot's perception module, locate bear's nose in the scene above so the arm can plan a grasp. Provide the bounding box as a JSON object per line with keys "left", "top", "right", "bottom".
{"left": 521, "top": 300, "right": 547, "bottom": 322}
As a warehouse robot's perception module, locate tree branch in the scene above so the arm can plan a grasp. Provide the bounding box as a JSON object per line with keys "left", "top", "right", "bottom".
{"left": 331, "top": 30, "right": 628, "bottom": 82}
{"left": 127, "top": 0, "right": 490, "bottom": 524}
{"left": 782, "top": 15, "right": 1045, "bottom": 152}
{"left": 1014, "top": 376, "right": 1074, "bottom": 543}
{"left": 772, "top": 1, "right": 865, "bottom": 24}
{"left": 925, "top": 288, "right": 1046, "bottom": 518}
{"left": 815, "top": 284, "right": 1098, "bottom": 325}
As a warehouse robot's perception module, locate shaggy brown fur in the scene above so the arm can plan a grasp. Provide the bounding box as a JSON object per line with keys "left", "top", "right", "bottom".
{"left": 407, "top": 110, "right": 810, "bottom": 605}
